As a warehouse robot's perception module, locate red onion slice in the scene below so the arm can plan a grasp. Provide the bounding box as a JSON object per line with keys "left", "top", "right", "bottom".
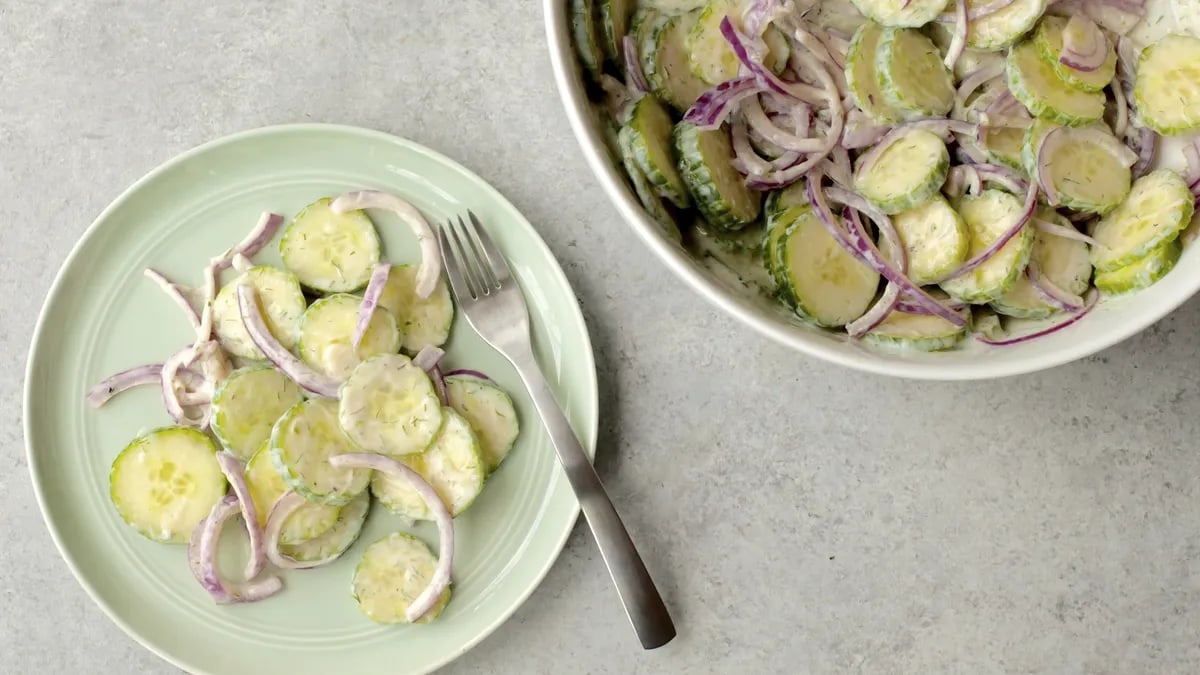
{"left": 973, "top": 163, "right": 1027, "bottom": 195}
{"left": 944, "top": 0, "right": 969, "bottom": 70}
{"left": 160, "top": 346, "right": 203, "bottom": 426}
{"left": 977, "top": 290, "right": 1099, "bottom": 345}
{"left": 353, "top": 263, "right": 391, "bottom": 350}
{"left": 1033, "top": 217, "right": 1099, "bottom": 246}
{"left": 331, "top": 191, "right": 440, "bottom": 300}
{"left": 215, "top": 452, "right": 265, "bottom": 581}
{"left": 237, "top": 284, "right": 341, "bottom": 398}
{"left": 264, "top": 493, "right": 335, "bottom": 570}
{"left": 430, "top": 365, "right": 449, "bottom": 406}
{"left": 937, "top": 0, "right": 1013, "bottom": 21}
{"left": 742, "top": 96, "right": 826, "bottom": 153}
{"left": 143, "top": 269, "right": 201, "bottom": 329}
{"left": 720, "top": 17, "right": 826, "bottom": 104}
{"left": 846, "top": 282, "right": 899, "bottom": 338}
{"left": 683, "top": 77, "right": 764, "bottom": 130}
{"left": 938, "top": 179, "right": 1038, "bottom": 282}
{"left": 212, "top": 212, "right": 285, "bottom": 272}
{"left": 442, "top": 368, "right": 492, "bottom": 382}
{"left": 1027, "top": 263, "right": 1085, "bottom": 312}
{"left": 1060, "top": 15, "right": 1108, "bottom": 72}
{"left": 86, "top": 363, "right": 163, "bottom": 408}
{"left": 731, "top": 112, "right": 774, "bottom": 177}
{"left": 623, "top": 35, "right": 650, "bottom": 94}
{"left": 1111, "top": 75, "right": 1129, "bottom": 138}
{"left": 188, "top": 495, "right": 283, "bottom": 604}
{"left": 329, "top": 454, "right": 453, "bottom": 622}
{"left": 412, "top": 345, "right": 445, "bottom": 372}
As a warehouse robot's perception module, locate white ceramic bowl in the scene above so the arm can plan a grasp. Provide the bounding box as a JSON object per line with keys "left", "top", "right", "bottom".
{"left": 542, "top": 1, "right": 1200, "bottom": 380}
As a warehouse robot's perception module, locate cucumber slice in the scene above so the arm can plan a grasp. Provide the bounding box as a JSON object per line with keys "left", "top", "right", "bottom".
{"left": 673, "top": 121, "right": 762, "bottom": 230}
{"left": 374, "top": 264, "right": 454, "bottom": 354}
{"left": 279, "top": 197, "right": 382, "bottom": 294}
{"left": 370, "top": 409, "right": 486, "bottom": 519}
{"left": 1090, "top": 169, "right": 1194, "bottom": 272}
{"left": 853, "top": 129, "right": 950, "bottom": 214}
{"left": 600, "top": 0, "right": 636, "bottom": 67}
{"left": 1038, "top": 126, "right": 1132, "bottom": 214}
{"left": 338, "top": 353, "right": 444, "bottom": 457}
{"left": 445, "top": 375, "right": 520, "bottom": 472}
{"left": 939, "top": 189, "right": 1035, "bottom": 303}
{"left": 641, "top": 10, "right": 710, "bottom": 113}
{"left": 864, "top": 296, "right": 969, "bottom": 351}
{"left": 1133, "top": 34, "right": 1200, "bottom": 136}
{"left": 298, "top": 294, "right": 401, "bottom": 380}
{"left": 687, "top": 0, "right": 790, "bottom": 84}
{"left": 967, "top": 0, "right": 1047, "bottom": 50}
{"left": 764, "top": 198, "right": 809, "bottom": 291}
{"left": 210, "top": 365, "right": 305, "bottom": 461}
{"left": 1094, "top": 238, "right": 1181, "bottom": 294}
{"left": 617, "top": 126, "right": 685, "bottom": 242}
{"left": 777, "top": 208, "right": 881, "bottom": 327}
{"left": 279, "top": 489, "right": 370, "bottom": 563}
{"left": 878, "top": 195, "right": 969, "bottom": 285}
{"left": 109, "top": 426, "right": 226, "bottom": 543}
{"left": 846, "top": 22, "right": 907, "bottom": 124}
{"left": 1033, "top": 16, "right": 1116, "bottom": 93}
{"left": 991, "top": 216, "right": 1092, "bottom": 318}
{"left": 849, "top": 0, "right": 950, "bottom": 28}
{"left": 571, "top": 0, "right": 604, "bottom": 82}
{"left": 1020, "top": 117, "right": 1058, "bottom": 176}
{"left": 245, "top": 442, "right": 341, "bottom": 546}
{"left": 764, "top": 181, "right": 810, "bottom": 222}
{"left": 271, "top": 398, "right": 371, "bottom": 506}
{"left": 876, "top": 28, "right": 955, "bottom": 117}
{"left": 624, "top": 95, "right": 690, "bottom": 208}
{"left": 211, "top": 265, "right": 306, "bottom": 359}
{"left": 1007, "top": 39, "right": 1105, "bottom": 126}
{"left": 352, "top": 533, "right": 450, "bottom": 625}
{"left": 983, "top": 126, "right": 1027, "bottom": 171}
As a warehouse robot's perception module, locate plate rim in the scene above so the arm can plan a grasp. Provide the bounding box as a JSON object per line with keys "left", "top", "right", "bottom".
{"left": 23, "top": 122, "right": 599, "bottom": 674}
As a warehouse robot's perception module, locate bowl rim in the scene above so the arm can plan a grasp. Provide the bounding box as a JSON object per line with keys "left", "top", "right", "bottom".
{"left": 542, "top": 0, "right": 1200, "bottom": 381}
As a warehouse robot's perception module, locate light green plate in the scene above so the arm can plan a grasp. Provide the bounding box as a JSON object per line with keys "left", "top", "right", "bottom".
{"left": 23, "top": 124, "right": 598, "bottom": 675}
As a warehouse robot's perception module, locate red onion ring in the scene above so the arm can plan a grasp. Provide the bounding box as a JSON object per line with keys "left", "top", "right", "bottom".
{"left": 215, "top": 452, "right": 265, "bottom": 581}
{"left": 188, "top": 495, "right": 283, "bottom": 604}
{"left": 412, "top": 345, "right": 445, "bottom": 372}
{"left": 86, "top": 363, "right": 163, "bottom": 408}
{"left": 329, "top": 454, "right": 453, "bottom": 622}
{"left": 683, "top": 77, "right": 764, "bottom": 130}
{"left": 1033, "top": 217, "right": 1099, "bottom": 245}
{"left": 160, "top": 346, "right": 203, "bottom": 426}
{"left": 1060, "top": 15, "right": 1108, "bottom": 72}
{"left": 211, "top": 212, "right": 285, "bottom": 272}
{"left": 237, "top": 284, "right": 341, "bottom": 398}
{"left": 442, "top": 368, "right": 492, "bottom": 381}
{"left": 977, "top": 290, "right": 1099, "bottom": 345}
{"left": 938, "top": 0, "right": 1013, "bottom": 22}
{"left": 720, "top": 17, "right": 826, "bottom": 104}
{"left": 945, "top": 0, "right": 969, "bottom": 71}
{"left": 431, "top": 365, "right": 449, "bottom": 406}
{"left": 331, "top": 191, "right": 440, "bottom": 300}
{"left": 264, "top": 492, "right": 340, "bottom": 570}
{"left": 143, "top": 269, "right": 201, "bottom": 328}
{"left": 353, "top": 263, "right": 391, "bottom": 350}
{"left": 623, "top": 35, "right": 650, "bottom": 94}
{"left": 731, "top": 112, "right": 775, "bottom": 177}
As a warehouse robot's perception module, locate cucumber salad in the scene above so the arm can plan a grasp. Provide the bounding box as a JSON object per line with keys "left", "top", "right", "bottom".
{"left": 575, "top": 0, "right": 1200, "bottom": 350}
{"left": 87, "top": 191, "right": 520, "bottom": 624}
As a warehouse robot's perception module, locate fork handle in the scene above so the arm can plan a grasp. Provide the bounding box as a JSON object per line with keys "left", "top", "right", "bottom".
{"left": 510, "top": 350, "right": 676, "bottom": 649}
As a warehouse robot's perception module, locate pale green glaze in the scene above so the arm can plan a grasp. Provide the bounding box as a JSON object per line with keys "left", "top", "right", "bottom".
{"left": 24, "top": 124, "right": 598, "bottom": 675}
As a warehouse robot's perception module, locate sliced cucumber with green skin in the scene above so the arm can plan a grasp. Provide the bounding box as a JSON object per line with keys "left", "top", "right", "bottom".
{"left": 846, "top": 22, "right": 907, "bottom": 124}
{"left": 1007, "top": 39, "right": 1105, "bottom": 126}
{"left": 878, "top": 196, "right": 969, "bottom": 285}
{"left": 1033, "top": 16, "right": 1116, "bottom": 93}
{"left": 279, "top": 488, "right": 370, "bottom": 563}
{"left": 673, "top": 121, "right": 762, "bottom": 231}
{"left": 371, "top": 409, "right": 486, "bottom": 519}
{"left": 863, "top": 298, "right": 969, "bottom": 351}
{"left": 939, "top": 190, "right": 1035, "bottom": 303}
{"left": 279, "top": 198, "right": 382, "bottom": 294}
{"left": 600, "top": 0, "right": 636, "bottom": 68}
{"left": 109, "top": 426, "right": 226, "bottom": 543}
{"left": 777, "top": 208, "right": 881, "bottom": 327}
{"left": 617, "top": 126, "right": 685, "bottom": 242}
{"left": 853, "top": 129, "right": 950, "bottom": 215}
{"left": 374, "top": 264, "right": 454, "bottom": 354}
{"left": 352, "top": 533, "right": 450, "bottom": 625}
{"left": 1133, "top": 34, "right": 1200, "bottom": 136}
{"left": 764, "top": 201, "right": 808, "bottom": 292}
{"left": 245, "top": 441, "right": 341, "bottom": 546}
{"left": 624, "top": 95, "right": 690, "bottom": 208}
{"left": 445, "top": 375, "right": 520, "bottom": 472}
{"left": 983, "top": 126, "right": 1027, "bottom": 171}
{"left": 1094, "top": 238, "right": 1181, "bottom": 294}
{"left": 271, "top": 398, "right": 371, "bottom": 506}
{"left": 849, "top": 0, "right": 950, "bottom": 28}
{"left": 991, "top": 217, "right": 1092, "bottom": 318}
{"left": 876, "top": 28, "right": 955, "bottom": 117}
{"left": 967, "top": 0, "right": 1047, "bottom": 50}
{"left": 1020, "top": 117, "right": 1058, "bottom": 177}
{"left": 687, "top": 0, "right": 790, "bottom": 84}
{"left": 1090, "top": 169, "right": 1194, "bottom": 272}
{"left": 764, "top": 182, "right": 809, "bottom": 222}
{"left": 571, "top": 0, "right": 604, "bottom": 82}
{"left": 210, "top": 365, "right": 305, "bottom": 461}
{"left": 338, "top": 353, "right": 444, "bottom": 457}
{"left": 211, "top": 265, "right": 306, "bottom": 359}
{"left": 1038, "top": 126, "right": 1131, "bottom": 214}
{"left": 297, "top": 294, "right": 401, "bottom": 381}
{"left": 641, "top": 10, "right": 710, "bottom": 113}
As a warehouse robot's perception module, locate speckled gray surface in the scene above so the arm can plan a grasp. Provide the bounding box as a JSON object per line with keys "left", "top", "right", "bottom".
{"left": 4, "top": 1, "right": 1200, "bottom": 673}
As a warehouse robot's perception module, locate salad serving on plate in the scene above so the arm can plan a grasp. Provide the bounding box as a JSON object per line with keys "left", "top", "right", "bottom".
{"left": 571, "top": 0, "right": 1200, "bottom": 352}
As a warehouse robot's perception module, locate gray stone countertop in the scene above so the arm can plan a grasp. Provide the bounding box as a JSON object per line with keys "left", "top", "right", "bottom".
{"left": 3, "top": 1, "right": 1200, "bottom": 673}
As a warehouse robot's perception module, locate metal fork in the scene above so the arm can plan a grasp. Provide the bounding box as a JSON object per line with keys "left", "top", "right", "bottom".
{"left": 439, "top": 211, "right": 676, "bottom": 650}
